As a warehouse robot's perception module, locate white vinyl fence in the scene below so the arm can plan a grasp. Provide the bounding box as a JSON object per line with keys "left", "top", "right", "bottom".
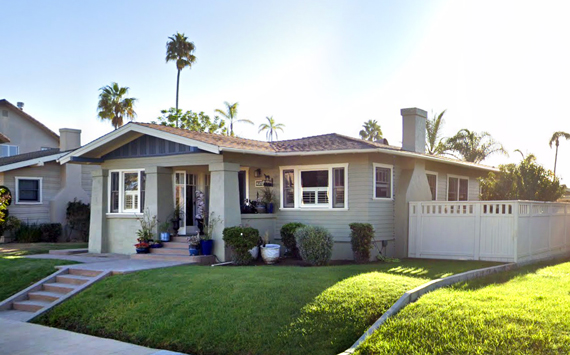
{"left": 408, "top": 201, "right": 570, "bottom": 263}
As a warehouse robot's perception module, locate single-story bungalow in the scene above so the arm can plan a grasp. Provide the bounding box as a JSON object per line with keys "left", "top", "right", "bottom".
{"left": 60, "top": 108, "right": 496, "bottom": 260}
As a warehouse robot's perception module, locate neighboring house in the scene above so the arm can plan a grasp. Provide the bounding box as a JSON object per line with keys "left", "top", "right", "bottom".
{"left": 0, "top": 99, "right": 96, "bottom": 234}
{"left": 61, "top": 107, "right": 496, "bottom": 260}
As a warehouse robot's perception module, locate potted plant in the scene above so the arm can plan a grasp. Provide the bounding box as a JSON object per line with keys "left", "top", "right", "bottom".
{"left": 158, "top": 221, "right": 170, "bottom": 242}
{"left": 150, "top": 239, "right": 163, "bottom": 248}
{"left": 135, "top": 209, "right": 158, "bottom": 253}
{"left": 261, "top": 187, "right": 276, "bottom": 213}
{"left": 260, "top": 231, "right": 280, "bottom": 264}
{"left": 188, "top": 234, "right": 200, "bottom": 256}
{"left": 171, "top": 204, "right": 183, "bottom": 235}
{"left": 134, "top": 239, "right": 150, "bottom": 253}
{"left": 200, "top": 212, "right": 222, "bottom": 256}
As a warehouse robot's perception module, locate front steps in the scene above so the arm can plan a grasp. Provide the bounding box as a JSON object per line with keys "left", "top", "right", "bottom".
{"left": 0, "top": 268, "right": 110, "bottom": 322}
{"left": 130, "top": 236, "right": 216, "bottom": 265}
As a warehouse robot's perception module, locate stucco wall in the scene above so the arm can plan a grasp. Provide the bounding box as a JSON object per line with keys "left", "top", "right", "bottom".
{"left": 0, "top": 108, "right": 58, "bottom": 154}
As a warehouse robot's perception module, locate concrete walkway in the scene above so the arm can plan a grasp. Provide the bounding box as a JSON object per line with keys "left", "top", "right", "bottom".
{"left": 0, "top": 317, "right": 186, "bottom": 355}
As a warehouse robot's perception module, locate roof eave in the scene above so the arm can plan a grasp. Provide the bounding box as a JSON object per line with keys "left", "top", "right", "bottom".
{"left": 0, "top": 152, "right": 66, "bottom": 173}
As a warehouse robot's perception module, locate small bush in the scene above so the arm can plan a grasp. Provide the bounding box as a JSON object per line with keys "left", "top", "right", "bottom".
{"left": 295, "top": 226, "right": 334, "bottom": 266}
{"left": 280, "top": 222, "right": 305, "bottom": 258}
{"left": 40, "top": 223, "right": 62, "bottom": 243}
{"left": 14, "top": 223, "right": 42, "bottom": 243}
{"left": 349, "top": 223, "right": 374, "bottom": 263}
{"left": 223, "top": 226, "right": 260, "bottom": 265}
{"left": 66, "top": 199, "right": 90, "bottom": 242}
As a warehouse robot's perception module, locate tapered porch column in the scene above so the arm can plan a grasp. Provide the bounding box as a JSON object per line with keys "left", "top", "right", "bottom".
{"left": 209, "top": 162, "right": 241, "bottom": 261}
{"left": 144, "top": 166, "right": 173, "bottom": 239}
{"left": 88, "top": 168, "right": 108, "bottom": 253}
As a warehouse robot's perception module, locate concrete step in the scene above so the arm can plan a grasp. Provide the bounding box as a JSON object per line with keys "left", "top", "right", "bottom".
{"left": 131, "top": 253, "right": 215, "bottom": 265}
{"left": 56, "top": 274, "right": 93, "bottom": 285}
{"left": 160, "top": 242, "right": 189, "bottom": 248}
{"left": 49, "top": 248, "right": 88, "bottom": 255}
{"left": 43, "top": 282, "right": 79, "bottom": 294}
{"left": 68, "top": 268, "right": 103, "bottom": 277}
{"left": 149, "top": 248, "right": 192, "bottom": 256}
{"left": 28, "top": 291, "right": 62, "bottom": 302}
{"left": 13, "top": 300, "right": 52, "bottom": 312}
{"left": 170, "top": 236, "right": 193, "bottom": 243}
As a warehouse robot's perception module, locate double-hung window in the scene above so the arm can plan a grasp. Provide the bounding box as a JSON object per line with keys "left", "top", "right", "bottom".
{"left": 448, "top": 175, "right": 469, "bottom": 201}
{"left": 109, "top": 169, "right": 146, "bottom": 213}
{"left": 15, "top": 177, "right": 42, "bottom": 204}
{"left": 280, "top": 164, "right": 348, "bottom": 209}
{"left": 373, "top": 163, "right": 393, "bottom": 199}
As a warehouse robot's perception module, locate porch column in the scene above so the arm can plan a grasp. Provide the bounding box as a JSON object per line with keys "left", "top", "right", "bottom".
{"left": 88, "top": 168, "right": 108, "bottom": 253}
{"left": 394, "top": 158, "right": 432, "bottom": 257}
{"left": 209, "top": 162, "right": 241, "bottom": 261}
{"left": 144, "top": 166, "right": 173, "bottom": 239}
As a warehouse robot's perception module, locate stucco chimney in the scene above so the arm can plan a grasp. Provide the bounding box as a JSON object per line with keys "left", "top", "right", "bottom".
{"left": 401, "top": 107, "right": 427, "bottom": 153}
{"left": 59, "top": 128, "right": 81, "bottom": 151}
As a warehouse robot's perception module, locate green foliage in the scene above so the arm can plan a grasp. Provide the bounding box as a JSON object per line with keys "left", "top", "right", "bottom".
{"left": 359, "top": 120, "right": 383, "bottom": 142}
{"left": 136, "top": 209, "right": 158, "bottom": 242}
{"left": 280, "top": 222, "right": 305, "bottom": 258}
{"left": 66, "top": 199, "right": 90, "bottom": 242}
{"left": 215, "top": 101, "right": 253, "bottom": 136}
{"left": 426, "top": 110, "right": 448, "bottom": 155}
{"left": 14, "top": 223, "right": 42, "bottom": 243}
{"left": 258, "top": 116, "right": 285, "bottom": 142}
{"left": 479, "top": 155, "right": 565, "bottom": 201}
{"left": 40, "top": 223, "right": 62, "bottom": 243}
{"left": 97, "top": 82, "right": 137, "bottom": 129}
{"left": 548, "top": 131, "right": 570, "bottom": 175}
{"left": 295, "top": 226, "right": 334, "bottom": 266}
{"left": 153, "top": 108, "right": 227, "bottom": 134}
{"left": 445, "top": 129, "right": 507, "bottom": 163}
{"left": 222, "top": 226, "right": 259, "bottom": 265}
{"left": 0, "top": 186, "right": 12, "bottom": 224}
{"left": 349, "top": 223, "right": 374, "bottom": 263}
{"left": 166, "top": 32, "right": 196, "bottom": 113}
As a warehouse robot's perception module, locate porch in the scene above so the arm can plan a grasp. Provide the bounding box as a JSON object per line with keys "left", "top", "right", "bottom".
{"left": 408, "top": 201, "right": 570, "bottom": 263}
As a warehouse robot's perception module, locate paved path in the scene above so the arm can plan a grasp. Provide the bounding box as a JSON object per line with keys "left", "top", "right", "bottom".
{"left": 0, "top": 317, "right": 186, "bottom": 355}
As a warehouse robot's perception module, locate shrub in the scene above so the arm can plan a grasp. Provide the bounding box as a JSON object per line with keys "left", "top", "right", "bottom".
{"left": 66, "top": 199, "right": 90, "bottom": 242}
{"left": 40, "top": 223, "right": 63, "bottom": 243}
{"left": 223, "top": 226, "right": 260, "bottom": 265}
{"left": 349, "top": 223, "right": 374, "bottom": 263}
{"left": 295, "top": 226, "right": 334, "bottom": 266}
{"left": 280, "top": 222, "right": 305, "bottom": 258}
{"left": 14, "top": 223, "right": 42, "bottom": 243}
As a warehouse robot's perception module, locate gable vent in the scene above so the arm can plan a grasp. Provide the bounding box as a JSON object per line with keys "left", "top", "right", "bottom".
{"left": 1, "top": 110, "right": 7, "bottom": 117}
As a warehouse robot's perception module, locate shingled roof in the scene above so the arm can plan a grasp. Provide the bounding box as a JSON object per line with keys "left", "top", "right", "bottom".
{"left": 0, "top": 149, "right": 63, "bottom": 167}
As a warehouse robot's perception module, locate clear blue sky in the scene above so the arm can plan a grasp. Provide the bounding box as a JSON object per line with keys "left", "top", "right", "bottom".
{"left": 2, "top": 1, "right": 570, "bottom": 181}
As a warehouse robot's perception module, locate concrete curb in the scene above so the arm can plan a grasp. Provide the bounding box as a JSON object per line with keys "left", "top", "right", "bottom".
{"left": 337, "top": 263, "right": 517, "bottom": 355}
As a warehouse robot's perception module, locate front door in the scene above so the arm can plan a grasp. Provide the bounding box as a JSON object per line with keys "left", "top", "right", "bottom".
{"left": 174, "top": 171, "right": 198, "bottom": 235}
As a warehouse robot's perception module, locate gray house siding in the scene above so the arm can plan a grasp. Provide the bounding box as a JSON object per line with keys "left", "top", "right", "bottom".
{"left": 0, "top": 107, "right": 59, "bottom": 154}
{"left": 425, "top": 161, "right": 486, "bottom": 201}
{"left": 102, "top": 135, "right": 203, "bottom": 160}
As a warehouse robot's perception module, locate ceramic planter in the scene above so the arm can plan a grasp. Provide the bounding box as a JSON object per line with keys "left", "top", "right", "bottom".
{"left": 261, "top": 244, "right": 280, "bottom": 264}
{"left": 160, "top": 232, "right": 170, "bottom": 242}
{"left": 200, "top": 239, "right": 213, "bottom": 255}
{"left": 189, "top": 246, "right": 199, "bottom": 256}
{"left": 135, "top": 247, "right": 149, "bottom": 254}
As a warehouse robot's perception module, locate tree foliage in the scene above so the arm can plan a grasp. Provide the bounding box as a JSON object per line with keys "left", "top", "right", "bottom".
{"left": 548, "top": 131, "right": 570, "bottom": 176}
{"left": 153, "top": 108, "right": 227, "bottom": 134}
{"left": 359, "top": 120, "right": 383, "bottom": 142}
{"left": 479, "top": 155, "right": 565, "bottom": 201}
{"left": 166, "top": 32, "right": 196, "bottom": 113}
{"left": 215, "top": 101, "right": 253, "bottom": 136}
{"left": 426, "top": 110, "right": 448, "bottom": 155}
{"left": 446, "top": 129, "right": 507, "bottom": 163}
{"left": 258, "top": 116, "right": 285, "bottom": 142}
{"left": 97, "top": 82, "right": 137, "bottom": 129}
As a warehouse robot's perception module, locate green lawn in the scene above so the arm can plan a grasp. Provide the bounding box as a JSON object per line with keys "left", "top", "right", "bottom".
{"left": 0, "top": 242, "right": 88, "bottom": 257}
{"left": 35, "top": 259, "right": 497, "bottom": 355}
{"left": 355, "top": 259, "right": 570, "bottom": 355}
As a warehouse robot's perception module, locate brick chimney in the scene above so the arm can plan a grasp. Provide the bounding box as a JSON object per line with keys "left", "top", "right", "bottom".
{"left": 401, "top": 108, "right": 427, "bottom": 154}
{"left": 59, "top": 128, "right": 81, "bottom": 151}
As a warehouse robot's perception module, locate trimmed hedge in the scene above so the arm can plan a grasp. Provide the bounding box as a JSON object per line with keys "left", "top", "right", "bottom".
{"left": 294, "top": 226, "right": 334, "bottom": 266}
{"left": 223, "top": 226, "right": 260, "bottom": 265}
{"left": 40, "top": 223, "right": 62, "bottom": 243}
{"left": 280, "top": 222, "right": 305, "bottom": 258}
{"left": 349, "top": 223, "right": 374, "bottom": 263}
{"left": 14, "top": 223, "right": 42, "bottom": 243}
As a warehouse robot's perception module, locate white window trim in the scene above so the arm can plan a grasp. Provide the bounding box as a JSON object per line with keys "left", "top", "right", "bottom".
{"left": 240, "top": 167, "right": 249, "bottom": 202}
{"left": 15, "top": 176, "right": 42, "bottom": 205}
{"left": 426, "top": 170, "right": 438, "bottom": 201}
{"left": 108, "top": 169, "right": 144, "bottom": 214}
{"left": 372, "top": 163, "right": 394, "bottom": 200}
{"left": 279, "top": 163, "right": 349, "bottom": 211}
{"left": 447, "top": 174, "right": 469, "bottom": 201}
{"left": 1, "top": 144, "right": 19, "bottom": 157}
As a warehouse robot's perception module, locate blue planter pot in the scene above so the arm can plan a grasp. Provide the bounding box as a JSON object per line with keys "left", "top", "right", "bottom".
{"left": 136, "top": 247, "right": 149, "bottom": 254}
{"left": 200, "top": 239, "right": 213, "bottom": 255}
{"left": 268, "top": 203, "right": 274, "bottom": 214}
{"left": 189, "top": 247, "right": 199, "bottom": 256}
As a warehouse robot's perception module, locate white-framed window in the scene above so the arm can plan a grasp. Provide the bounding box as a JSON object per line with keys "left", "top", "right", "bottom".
{"left": 15, "top": 177, "right": 42, "bottom": 204}
{"left": 373, "top": 163, "right": 393, "bottom": 200}
{"left": 0, "top": 144, "right": 19, "bottom": 157}
{"left": 279, "top": 163, "right": 348, "bottom": 210}
{"left": 448, "top": 174, "right": 469, "bottom": 201}
{"left": 109, "top": 169, "right": 146, "bottom": 213}
{"left": 426, "top": 171, "right": 438, "bottom": 201}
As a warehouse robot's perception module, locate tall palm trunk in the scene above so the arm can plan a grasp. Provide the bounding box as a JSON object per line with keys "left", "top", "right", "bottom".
{"left": 554, "top": 141, "right": 559, "bottom": 176}
{"left": 175, "top": 69, "right": 181, "bottom": 127}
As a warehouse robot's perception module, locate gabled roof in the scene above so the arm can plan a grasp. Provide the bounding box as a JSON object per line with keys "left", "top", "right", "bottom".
{"left": 0, "top": 149, "right": 68, "bottom": 173}
{"left": 0, "top": 99, "right": 60, "bottom": 141}
{"left": 59, "top": 122, "right": 498, "bottom": 171}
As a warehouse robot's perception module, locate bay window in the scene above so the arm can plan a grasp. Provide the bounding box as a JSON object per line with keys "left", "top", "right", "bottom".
{"left": 109, "top": 169, "right": 146, "bottom": 213}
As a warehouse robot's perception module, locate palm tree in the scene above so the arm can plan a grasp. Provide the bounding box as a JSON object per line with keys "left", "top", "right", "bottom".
{"left": 214, "top": 101, "right": 253, "bottom": 136}
{"left": 258, "top": 116, "right": 285, "bottom": 142}
{"left": 359, "top": 120, "right": 383, "bottom": 142}
{"left": 445, "top": 129, "right": 507, "bottom": 163}
{"left": 166, "top": 32, "right": 196, "bottom": 123}
{"left": 549, "top": 131, "right": 570, "bottom": 176}
{"left": 97, "top": 82, "right": 137, "bottom": 130}
{"left": 426, "top": 110, "right": 448, "bottom": 155}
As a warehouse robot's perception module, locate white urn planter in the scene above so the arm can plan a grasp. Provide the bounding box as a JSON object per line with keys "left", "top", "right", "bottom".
{"left": 261, "top": 244, "right": 280, "bottom": 264}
